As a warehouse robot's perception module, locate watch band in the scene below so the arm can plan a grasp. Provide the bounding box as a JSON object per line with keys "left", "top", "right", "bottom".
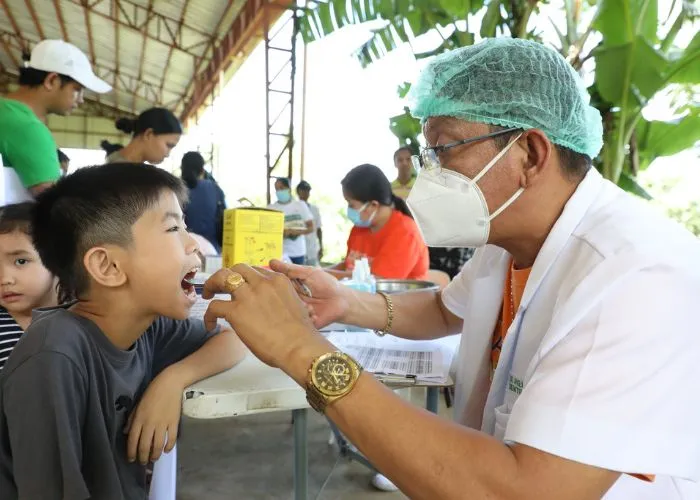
{"left": 305, "top": 351, "right": 362, "bottom": 414}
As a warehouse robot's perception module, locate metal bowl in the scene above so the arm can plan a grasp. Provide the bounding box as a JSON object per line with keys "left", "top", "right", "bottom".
{"left": 375, "top": 279, "right": 439, "bottom": 294}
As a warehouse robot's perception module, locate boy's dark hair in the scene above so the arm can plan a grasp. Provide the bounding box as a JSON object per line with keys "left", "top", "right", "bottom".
{"left": 0, "top": 202, "right": 35, "bottom": 236}
{"left": 19, "top": 67, "right": 76, "bottom": 88}
{"left": 32, "top": 163, "right": 188, "bottom": 303}
{"left": 57, "top": 150, "right": 69, "bottom": 163}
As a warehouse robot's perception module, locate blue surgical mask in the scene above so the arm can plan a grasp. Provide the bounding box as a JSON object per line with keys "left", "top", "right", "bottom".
{"left": 347, "top": 203, "right": 375, "bottom": 227}
{"left": 276, "top": 189, "right": 291, "bottom": 203}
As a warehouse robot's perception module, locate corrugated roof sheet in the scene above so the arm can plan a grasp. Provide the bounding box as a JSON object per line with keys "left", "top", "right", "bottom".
{"left": 0, "top": 0, "right": 246, "bottom": 118}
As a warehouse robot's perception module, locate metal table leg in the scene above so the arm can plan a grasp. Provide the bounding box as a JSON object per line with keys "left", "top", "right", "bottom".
{"left": 426, "top": 387, "right": 439, "bottom": 414}
{"left": 292, "top": 408, "right": 308, "bottom": 500}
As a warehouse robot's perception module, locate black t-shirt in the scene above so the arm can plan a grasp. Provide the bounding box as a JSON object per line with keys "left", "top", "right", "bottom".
{"left": 0, "top": 307, "right": 217, "bottom": 500}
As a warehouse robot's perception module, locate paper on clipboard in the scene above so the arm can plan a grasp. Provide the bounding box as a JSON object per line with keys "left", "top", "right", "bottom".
{"left": 326, "top": 331, "right": 454, "bottom": 384}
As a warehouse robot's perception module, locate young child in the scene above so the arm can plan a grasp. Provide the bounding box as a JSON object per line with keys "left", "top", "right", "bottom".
{"left": 0, "top": 202, "right": 58, "bottom": 370}
{"left": 0, "top": 163, "right": 246, "bottom": 499}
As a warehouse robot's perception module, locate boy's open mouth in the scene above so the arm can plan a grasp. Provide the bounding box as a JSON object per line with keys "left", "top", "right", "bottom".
{"left": 181, "top": 269, "right": 198, "bottom": 296}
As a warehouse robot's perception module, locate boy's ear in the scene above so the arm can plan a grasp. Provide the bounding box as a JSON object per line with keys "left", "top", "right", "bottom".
{"left": 83, "top": 246, "right": 127, "bottom": 289}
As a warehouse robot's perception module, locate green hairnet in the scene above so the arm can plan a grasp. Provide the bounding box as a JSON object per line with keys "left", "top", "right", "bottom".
{"left": 407, "top": 38, "right": 603, "bottom": 159}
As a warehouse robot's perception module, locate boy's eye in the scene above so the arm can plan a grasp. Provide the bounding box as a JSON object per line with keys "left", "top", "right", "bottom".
{"left": 15, "top": 258, "right": 29, "bottom": 266}
{"left": 167, "top": 225, "right": 180, "bottom": 233}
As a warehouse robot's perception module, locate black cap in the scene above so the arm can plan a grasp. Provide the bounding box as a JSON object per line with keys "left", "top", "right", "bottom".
{"left": 297, "top": 180, "right": 311, "bottom": 191}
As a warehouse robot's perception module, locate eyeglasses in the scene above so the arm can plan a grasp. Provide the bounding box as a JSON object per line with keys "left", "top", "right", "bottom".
{"left": 411, "top": 127, "right": 521, "bottom": 172}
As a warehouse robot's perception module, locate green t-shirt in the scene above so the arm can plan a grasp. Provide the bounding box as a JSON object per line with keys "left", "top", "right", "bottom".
{"left": 0, "top": 98, "right": 60, "bottom": 188}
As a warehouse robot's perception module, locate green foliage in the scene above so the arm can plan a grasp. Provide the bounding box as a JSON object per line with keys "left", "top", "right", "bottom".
{"left": 298, "top": 0, "right": 700, "bottom": 196}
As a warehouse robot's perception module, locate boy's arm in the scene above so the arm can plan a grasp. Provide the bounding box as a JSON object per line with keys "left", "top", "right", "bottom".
{"left": 127, "top": 320, "right": 245, "bottom": 464}
{"left": 158, "top": 326, "right": 245, "bottom": 387}
{"left": 3, "top": 352, "right": 89, "bottom": 500}
{"left": 151, "top": 317, "right": 245, "bottom": 376}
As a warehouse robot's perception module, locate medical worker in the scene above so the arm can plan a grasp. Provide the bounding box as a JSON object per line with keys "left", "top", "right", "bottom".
{"left": 201, "top": 38, "right": 700, "bottom": 499}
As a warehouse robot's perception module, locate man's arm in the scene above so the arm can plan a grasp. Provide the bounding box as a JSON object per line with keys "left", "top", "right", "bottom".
{"left": 285, "top": 340, "right": 619, "bottom": 500}
{"left": 341, "top": 289, "right": 462, "bottom": 340}
{"left": 3, "top": 352, "right": 90, "bottom": 500}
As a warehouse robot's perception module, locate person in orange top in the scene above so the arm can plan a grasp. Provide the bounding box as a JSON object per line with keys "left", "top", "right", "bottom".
{"left": 329, "top": 164, "right": 428, "bottom": 280}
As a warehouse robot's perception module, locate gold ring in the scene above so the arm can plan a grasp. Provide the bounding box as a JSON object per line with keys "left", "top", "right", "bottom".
{"left": 224, "top": 272, "right": 246, "bottom": 293}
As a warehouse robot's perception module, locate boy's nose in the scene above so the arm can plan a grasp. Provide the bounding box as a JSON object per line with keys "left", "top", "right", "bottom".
{"left": 185, "top": 232, "right": 200, "bottom": 255}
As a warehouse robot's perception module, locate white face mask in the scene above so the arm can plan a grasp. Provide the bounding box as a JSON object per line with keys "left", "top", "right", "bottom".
{"left": 406, "top": 134, "right": 523, "bottom": 248}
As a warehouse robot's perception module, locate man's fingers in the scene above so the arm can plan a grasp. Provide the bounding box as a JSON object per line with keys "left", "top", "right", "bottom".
{"left": 201, "top": 265, "right": 263, "bottom": 299}
{"left": 228, "top": 264, "right": 268, "bottom": 287}
{"left": 269, "top": 259, "right": 312, "bottom": 280}
{"left": 202, "top": 268, "right": 236, "bottom": 299}
{"left": 203, "top": 299, "right": 235, "bottom": 331}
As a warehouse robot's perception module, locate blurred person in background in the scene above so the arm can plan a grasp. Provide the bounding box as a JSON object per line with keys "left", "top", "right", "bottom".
{"left": 106, "top": 108, "right": 181, "bottom": 165}
{"left": 57, "top": 150, "right": 70, "bottom": 177}
{"left": 100, "top": 140, "right": 123, "bottom": 159}
{"left": 390, "top": 146, "right": 416, "bottom": 200}
{"left": 180, "top": 151, "right": 226, "bottom": 253}
{"left": 296, "top": 181, "right": 323, "bottom": 266}
{"left": 329, "top": 164, "right": 428, "bottom": 280}
{"left": 269, "top": 178, "right": 314, "bottom": 265}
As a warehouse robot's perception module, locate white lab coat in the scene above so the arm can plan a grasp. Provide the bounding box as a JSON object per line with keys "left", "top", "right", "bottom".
{"left": 443, "top": 168, "right": 700, "bottom": 499}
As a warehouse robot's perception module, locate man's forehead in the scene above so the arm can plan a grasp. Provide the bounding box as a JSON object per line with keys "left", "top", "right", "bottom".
{"left": 424, "top": 117, "right": 487, "bottom": 138}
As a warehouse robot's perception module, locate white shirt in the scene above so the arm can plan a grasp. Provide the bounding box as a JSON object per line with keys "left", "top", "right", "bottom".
{"left": 268, "top": 199, "right": 313, "bottom": 258}
{"left": 0, "top": 153, "right": 32, "bottom": 206}
{"left": 304, "top": 203, "right": 322, "bottom": 262}
{"left": 442, "top": 169, "right": 700, "bottom": 499}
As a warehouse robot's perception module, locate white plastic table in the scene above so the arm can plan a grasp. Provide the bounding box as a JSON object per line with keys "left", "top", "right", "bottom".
{"left": 183, "top": 335, "right": 459, "bottom": 499}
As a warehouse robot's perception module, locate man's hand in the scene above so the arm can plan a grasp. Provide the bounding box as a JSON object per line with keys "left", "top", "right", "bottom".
{"left": 125, "top": 369, "right": 184, "bottom": 464}
{"left": 269, "top": 259, "right": 352, "bottom": 328}
{"left": 202, "top": 265, "right": 330, "bottom": 376}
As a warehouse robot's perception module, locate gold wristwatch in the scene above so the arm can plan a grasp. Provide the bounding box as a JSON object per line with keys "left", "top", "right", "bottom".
{"left": 305, "top": 351, "right": 363, "bottom": 413}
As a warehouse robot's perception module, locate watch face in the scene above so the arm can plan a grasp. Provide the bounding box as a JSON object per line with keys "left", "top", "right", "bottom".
{"left": 312, "top": 355, "right": 354, "bottom": 396}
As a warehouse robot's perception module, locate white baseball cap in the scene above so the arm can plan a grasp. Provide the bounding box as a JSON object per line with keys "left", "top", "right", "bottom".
{"left": 27, "top": 39, "right": 112, "bottom": 94}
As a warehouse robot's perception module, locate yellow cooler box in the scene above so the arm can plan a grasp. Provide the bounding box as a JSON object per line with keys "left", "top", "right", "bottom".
{"left": 221, "top": 208, "right": 284, "bottom": 268}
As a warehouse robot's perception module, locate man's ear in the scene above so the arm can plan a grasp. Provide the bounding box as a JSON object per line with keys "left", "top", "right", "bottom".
{"left": 43, "top": 73, "right": 61, "bottom": 92}
{"left": 83, "top": 246, "right": 127, "bottom": 289}
{"left": 517, "top": 129, "right": 552, "bottom": 188}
